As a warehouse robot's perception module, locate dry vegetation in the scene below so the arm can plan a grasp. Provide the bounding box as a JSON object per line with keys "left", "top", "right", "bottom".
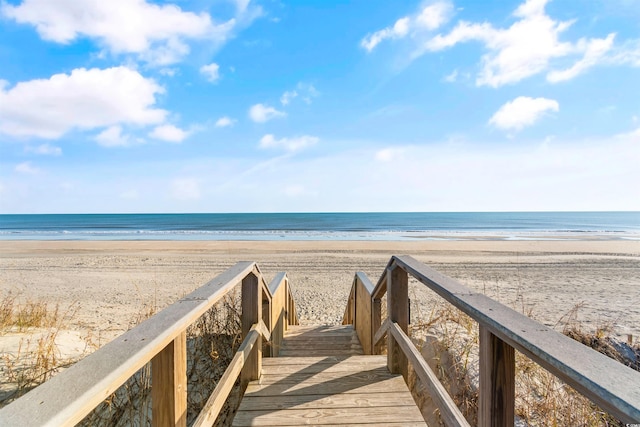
{"left": 408, "top": 298, "right": 637, "bottom": 427}
{"left": 2, "top": 279, "right": 638, "bottom": 426}
{"left": 0, "top": 293, "right": 82, "bottom": 405}
{"left": 1, "top": 290, "right": 245, "bottom": 426}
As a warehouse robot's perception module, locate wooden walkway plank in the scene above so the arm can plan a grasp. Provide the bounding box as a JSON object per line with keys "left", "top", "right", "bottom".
{"left": 238, "top": 392, "right": 416, "bottom": 411}
{"left": 233, "top": 325, "right": 427, "bottom": 426}
{"left": 232, "top": 406, "right": 425, "bottom": 426}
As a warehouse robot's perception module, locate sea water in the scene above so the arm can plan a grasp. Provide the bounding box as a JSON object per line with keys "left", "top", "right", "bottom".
{"left": 0, "top": 212, "right": 638, "bottom": 241}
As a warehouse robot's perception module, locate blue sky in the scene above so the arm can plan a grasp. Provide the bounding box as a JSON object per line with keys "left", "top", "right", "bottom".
{"left": 0, "top": 0, "right": 639, "bottom": 213}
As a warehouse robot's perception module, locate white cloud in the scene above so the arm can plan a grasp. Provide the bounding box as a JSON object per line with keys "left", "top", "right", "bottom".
{"left": 1, "top": 0, "right": 237, "bottom": 66}
{"left": 423, "top": 0, "right": 617, "bottom": 87}
{"left": 547, "top": 34, "right": 616, "bottom": 83}
{"left": 170, "top": 178, "right": 200, "bottom": 200}
{"left": 280, "top": 90, "right": 297, "bottom": 105}
{"left": 489, "top": 96, "right": 559, "bottom": 131}
{"left": 0, "top": 67, "right": 166, "bottom": 139}
{"left": 443, "top": 69, "right": 458, "bottom": 82}
{"left": 200, "top": 62, "right": 220, "bottom": 82}
{"left": 259, "top": 134, "right": 318, "bottom": 152}
{"left": 26, "top": 143, "right": 62, "bottom": 155}
{"left": 361, "top": 17, "right": 411, "bottom": 52}
{"left": 280, "top": 83, "right": 320, "bottom": 106}
{"left": 96, "top": 125, "right": 133, "bottom": 147}
{"left": 149, "top": 124, "right": 190, "bottom": 143}
{"left": 416, "top": 1, "right": 453, "bottom": 30}
{"left": 215, "top": 116, "right": 235, "bottom": 127}
{"left": 15, "top": 161, "right": 40, "bottom": 174}
{"left": 248, "top": 104, "right": 286, "bottom": 123}
{"left": 361, "top": 2, "right": 452, "bottom": 52}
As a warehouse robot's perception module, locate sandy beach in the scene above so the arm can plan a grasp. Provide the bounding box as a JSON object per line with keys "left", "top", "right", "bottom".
{"left": 1, "top": 240, "right": 639, "bottom": 344}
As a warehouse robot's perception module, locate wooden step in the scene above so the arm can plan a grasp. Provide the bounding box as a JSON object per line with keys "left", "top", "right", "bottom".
{"left": 232, "top": 327, "right": 427, "bottom": 426}
{"left": 279, "top": 325, "right": 364, "bottom": 357}
{"left": 234, "top": 353, "right": 426, "bottom": 426}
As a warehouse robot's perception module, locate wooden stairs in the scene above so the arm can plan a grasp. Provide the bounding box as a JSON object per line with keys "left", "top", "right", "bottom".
{"left": 233, "top": 325, "right": 427, "bottom": 426}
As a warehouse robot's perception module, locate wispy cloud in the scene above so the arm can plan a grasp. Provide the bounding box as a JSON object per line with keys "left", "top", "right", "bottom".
{"left": 200, "top": 62, "right": 220, "bottom": 82}
{"left": 149, "top": 124, "right": 190, "bottom": 143}
{"left": 15, "top": 161, "right": 41, "bottom": 174}
{"left": 215, "top": 116, "right": 236, "bottom": 127}
{"left": 361, "top": 1, "right": 453, "bottom": 52}
{"left": 489, "top": 96, "right": 559, "bottom": 131}
{"left": 248, "top": 103, "right": 286, "bottom": 123}
{"left": 26, "top": 143, "right": 62, "bottom": 155}
{"left": 259, "top": 134, "right": 318, "bottom": 152}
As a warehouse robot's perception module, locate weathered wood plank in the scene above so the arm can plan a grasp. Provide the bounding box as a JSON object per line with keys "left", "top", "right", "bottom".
{"left": 241, "top": 273, "right": 261, "bottom": 390}
{"left": 390, "top": 322, "right": 471, "bottom": 427}
{"left": 232, "top": 405, "right": 426, "bottom": 426}
{"left": 0, "top": 261, "right": 256, "bottom": 427}
{"left": 245, "top": 375, "right": 409, "bottom": 396}
{"left": 355, "top": 273, "right": 374, "bottom": 355}
{"left": 280, "top": 341, "right": 362, "bottom": 350}
{"left": 387, "top": 266, "right": 409, "bottom": 381}
{"left": 259, "top": 368, "right": 397, "bottom": 385}
{"left": 192, "top": 326, "right": 261, "bottom": 427}
{"left": 372, "top": 297, "right": 383, "bottom": 354}
{"left": 479, "top": 325, "right": 515, "bottom": 427}
{"left": 278, "top": 349, "right": 364, "bottom": 356}
{"left": 268, "top": 272, "right": 288, "bottom": 357}
{"left": 151, "top": 331, "right": 187, "bottom": 427}
{"left": 373, "top": 317, "right": 390, "bottom": 348}
{"left": 238, "top": 391, "right": 416, "bottom": 411}
{"left": 262, "top": 355, "right": 385, "bottom": 365}
{"left": 279, "top": 335, "right": 360, "bottom": 343}
{"left": 285, "top": 327, "right": 356, "bottom": 336}
{"left": 392, "top": 255, "right": 640, "bottom": 422}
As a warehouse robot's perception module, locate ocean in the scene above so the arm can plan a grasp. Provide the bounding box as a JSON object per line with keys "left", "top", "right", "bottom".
{"left": 0, "top": 212, "right": 638, "bottom": 241}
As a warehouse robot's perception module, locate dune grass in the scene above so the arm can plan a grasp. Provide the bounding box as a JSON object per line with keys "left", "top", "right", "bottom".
{"left": 0, "top": 293, "right": 81, "bottom": 405}
{"left": 408, "top": 297, "right": 633, "bottom": 426}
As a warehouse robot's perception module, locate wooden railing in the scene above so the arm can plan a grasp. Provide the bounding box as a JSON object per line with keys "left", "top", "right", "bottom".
{"left": 342, "top": 255, "right": 640, "bottom": 426}
{"left": 0, "top": 261, "right": 298, "bottom": 427}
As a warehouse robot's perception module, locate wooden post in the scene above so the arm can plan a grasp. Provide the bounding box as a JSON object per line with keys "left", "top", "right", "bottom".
{"left": 152, "top": 331, "right": 187, "bottom": 427}
{"left": 372, "top": 297, "right": 382, "bottom": 354}
{"left": 262, "top": 286, "right": 272, "bottom": 357}
{"left": 479, "top": 325, "right": 515, "bottom": 427}
{"left": 241, "top": 273, "right": 261, "bottom": 390}
{"left": 387, "top": 266, "right": 409, "bottom": 381}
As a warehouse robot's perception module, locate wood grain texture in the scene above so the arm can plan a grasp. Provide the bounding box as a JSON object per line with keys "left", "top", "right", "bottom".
{"left": 387, "top": 266, "right": 409, "bottom": 380}
{"left": 390, "top": 323, "right": 471, "bottom": 427}
{"left": 192, "top": 325, "right": 261, "bottom": 427}
{"left": 233, "top": 325, "right": 426, "bottom": 426}
{"left": 151, "top": 331, "right": 187, "bottom": 427}
{"left": 241, "top": 273, "right": 261, "bottom": 389}
{"left": 390, "top": 255, "right": 640, "bottom": 422}
{"left": 0, "top": 261, "right": 256, "bottom": 427}
{"left": 355, "top": 273, "right": 374, "bottom": 355}
{"left": 479, "top": 325, "right": 515, "bottom": 427}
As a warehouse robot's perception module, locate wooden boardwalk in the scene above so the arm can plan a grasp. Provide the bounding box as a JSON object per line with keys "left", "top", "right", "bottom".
{"left": 233, "top": 325, "right": 427, "bottom": 426}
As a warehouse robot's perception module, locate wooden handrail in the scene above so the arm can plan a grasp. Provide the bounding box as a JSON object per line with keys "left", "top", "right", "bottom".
{"left": 0, "top": 262, "right": 299, "bottom": 427}
{"left": 389, "top": 322, "right": 471, "bottom": 427}
{"left": 343, "top": 255, "right": 640, "bottom": 425}
{"left": 192, "top": 321, "right": 269, "bottom": 427}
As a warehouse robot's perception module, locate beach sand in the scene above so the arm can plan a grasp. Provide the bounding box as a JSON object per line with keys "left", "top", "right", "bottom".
{"left": 1, "top": 240, "right": 639, "bottom": 344}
